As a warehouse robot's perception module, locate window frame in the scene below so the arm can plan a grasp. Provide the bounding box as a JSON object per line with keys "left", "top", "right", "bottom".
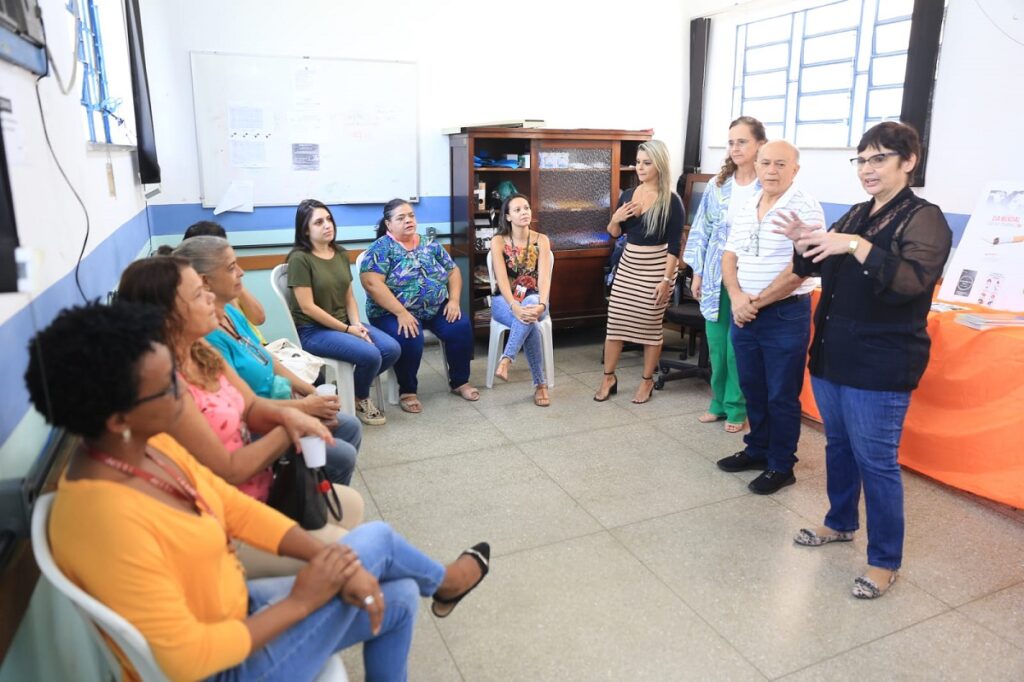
{"left": 731, "top": 0, "right": 915, "bottom": 148}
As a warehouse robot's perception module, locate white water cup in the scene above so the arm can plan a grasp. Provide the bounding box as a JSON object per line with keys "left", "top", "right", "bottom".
{"left": 315, "top": 383, "right": 338, "bottom": 396}
{"left": 299, "top": 436, "right": 327, "bottom": 468}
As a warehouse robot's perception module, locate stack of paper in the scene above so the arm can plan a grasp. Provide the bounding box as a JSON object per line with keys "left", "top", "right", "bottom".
{"left": 954, "top": 313, "right": 1024, "bottom": 330}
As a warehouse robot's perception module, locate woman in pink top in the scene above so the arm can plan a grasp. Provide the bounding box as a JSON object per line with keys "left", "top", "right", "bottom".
{"left": 118, "top": 256, "right": 364, "bottom": 576}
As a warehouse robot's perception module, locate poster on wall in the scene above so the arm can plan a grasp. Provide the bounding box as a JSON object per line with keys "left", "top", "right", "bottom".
{"left": 938, "top": 182, "right": 1024, "bottom": 311}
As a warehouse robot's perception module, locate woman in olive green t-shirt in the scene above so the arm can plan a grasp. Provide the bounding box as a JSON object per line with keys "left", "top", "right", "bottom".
{"left": 287, "top": 199, "right": 400, "bottom": 426}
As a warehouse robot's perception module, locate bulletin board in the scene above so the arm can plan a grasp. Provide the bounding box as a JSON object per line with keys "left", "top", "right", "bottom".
{"left": 190, "top": 51, "right": 419, "bottom": 208}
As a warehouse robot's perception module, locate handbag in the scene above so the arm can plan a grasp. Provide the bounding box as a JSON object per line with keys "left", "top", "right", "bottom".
{"left": 266, "top": 451, "right": 343, "bottom": 530}
{"left": 264, "top": 338, "right": 325, "bottom": 384}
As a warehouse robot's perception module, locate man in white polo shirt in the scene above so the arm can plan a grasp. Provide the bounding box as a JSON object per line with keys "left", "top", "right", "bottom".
{"left": 716, "top": 140, "right": 824, "bottom": 495}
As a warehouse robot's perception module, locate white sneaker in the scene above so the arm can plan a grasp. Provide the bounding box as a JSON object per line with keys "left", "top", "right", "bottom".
{"left": 356, "top": 398, "right": 386, "bottom": 425}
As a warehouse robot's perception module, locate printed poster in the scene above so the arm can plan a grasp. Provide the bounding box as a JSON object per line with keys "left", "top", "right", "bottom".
{"left": 938, "top": 182, "right": 1024, "bottom": 311}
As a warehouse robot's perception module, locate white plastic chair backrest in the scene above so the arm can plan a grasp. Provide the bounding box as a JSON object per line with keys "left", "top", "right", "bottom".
{"left": 486, "top": 244, "right": 555, "bottom": 297}
{"left": 269, "top": 263, "right": 302, "bottom": 343}
{"left": 31, "top": 493, "right": 170, "bottom": 682}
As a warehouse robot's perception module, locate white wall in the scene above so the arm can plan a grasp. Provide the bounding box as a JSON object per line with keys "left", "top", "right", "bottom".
{"left": 695, "top": 0, "right": 1024, "bottom": 216}
{"left": 0, "top": 0, "right": 146, "bottom": 327}
{"left": 139, "top": 0, "right": 690, "bottom": 208}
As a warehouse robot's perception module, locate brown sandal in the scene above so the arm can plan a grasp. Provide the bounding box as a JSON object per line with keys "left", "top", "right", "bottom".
{"left": 399, "top": 394, "right": 422, "bottom": 413}
{"left": 451, "top": 383, "right": 480, "bottom": 401}
{"left": 534, "top": 385, "right": 550, "bottom": 407}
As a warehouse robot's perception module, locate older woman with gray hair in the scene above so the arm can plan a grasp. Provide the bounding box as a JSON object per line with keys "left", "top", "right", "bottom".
{"left": 173, "top": 236, "right": 362, "bottom": 488}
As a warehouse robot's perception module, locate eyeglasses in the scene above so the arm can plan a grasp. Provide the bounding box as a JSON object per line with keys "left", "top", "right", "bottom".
{"left": 849, "top": 152, "right": 901, "bottom": 168}
{"left": 132, "top": 363, "right": 180, "bottom": 406}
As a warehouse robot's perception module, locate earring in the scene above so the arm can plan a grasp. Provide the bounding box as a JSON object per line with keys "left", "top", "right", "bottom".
{"left": 122, "top": 428, "right": 131, "bottom": 444}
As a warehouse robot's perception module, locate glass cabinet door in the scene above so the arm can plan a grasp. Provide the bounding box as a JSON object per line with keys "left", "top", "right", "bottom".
{"left": 536, "top": 144, "right": 613, "bottom": 250}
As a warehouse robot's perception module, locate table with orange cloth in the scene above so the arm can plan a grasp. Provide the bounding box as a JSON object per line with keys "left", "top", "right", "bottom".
{"left": 799, "top": 289, "right": 1024, "bottom": 509}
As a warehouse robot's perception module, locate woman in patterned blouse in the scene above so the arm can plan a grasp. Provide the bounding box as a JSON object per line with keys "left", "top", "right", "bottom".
{"left": 360, "top": 199, "right": 479, "bottom": 412}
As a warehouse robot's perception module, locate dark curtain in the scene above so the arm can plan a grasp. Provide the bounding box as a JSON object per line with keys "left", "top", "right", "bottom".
{"left": 0, "top": 98, "right": 19, "bottom": 293}
{"left": 679, "top": 17, "right": 711, "bottom": 197}
{"left": 124, "top": 0, "right": 160, "bottom": 183}
{"left": 900, "top": 0, "right": 944, "bottom": 187}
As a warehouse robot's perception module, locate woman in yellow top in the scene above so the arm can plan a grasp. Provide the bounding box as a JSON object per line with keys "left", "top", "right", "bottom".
{"left": 28, "top": 302, "right": 490, "bottom": 681}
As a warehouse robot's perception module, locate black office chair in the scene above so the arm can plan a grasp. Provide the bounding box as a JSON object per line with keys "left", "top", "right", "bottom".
{"left": 655, "top": 269, "right": 711, "bottom": 390}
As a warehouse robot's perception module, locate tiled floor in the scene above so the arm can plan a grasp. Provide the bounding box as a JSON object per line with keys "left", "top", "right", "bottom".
{"left": 341, "top": 329, "right": 1024, "bottom": 680}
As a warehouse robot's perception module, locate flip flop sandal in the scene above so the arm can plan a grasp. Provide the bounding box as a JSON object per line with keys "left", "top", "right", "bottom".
{"left": 451, "top": 385, "right": 480, "bottom": 401}
{"left": 431, "top": 542, "right": 490, "bottom": 618}
{"left": 852, "top": 571, "right": 898, "bottom": 599}
{"left": 794, "top": 528, "right": 855, "bottom": 547}
{"left": 399, "top": 394, "right": 422, "bottom": 413}
{"left": 724, "top": 420, "right": 747, "bottom": 433}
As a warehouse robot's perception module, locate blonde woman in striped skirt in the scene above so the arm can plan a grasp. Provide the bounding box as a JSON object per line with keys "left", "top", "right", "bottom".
{"left": 596, "top": 140, "right": 685, "bottom": 404}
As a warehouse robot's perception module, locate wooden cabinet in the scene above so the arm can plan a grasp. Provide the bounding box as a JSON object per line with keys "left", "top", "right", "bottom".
{"left": 448, "top": 127, "right": 652, "bottom": 333}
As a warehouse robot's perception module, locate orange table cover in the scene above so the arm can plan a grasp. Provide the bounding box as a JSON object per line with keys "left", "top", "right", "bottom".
{"left": 800, "top": 291, "right": 1024, "bottom": 509}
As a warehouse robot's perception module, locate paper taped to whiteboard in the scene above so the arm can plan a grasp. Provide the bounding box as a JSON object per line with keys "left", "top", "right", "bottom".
{"left": 214, "top": 180, "right": 255, "bottom": 215}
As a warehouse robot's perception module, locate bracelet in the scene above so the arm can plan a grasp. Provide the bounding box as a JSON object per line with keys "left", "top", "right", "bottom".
{"left": 341, "top": 323, "right": 349, "bottom": 332}
{"left": 662, "top": 276, "right": 673, "bottom": 283}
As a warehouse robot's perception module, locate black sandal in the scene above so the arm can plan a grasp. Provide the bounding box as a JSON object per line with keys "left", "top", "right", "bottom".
{"left": 431, "top": 542, "right": 490, "bottom": 618}
{"left": 594, "top": 371, "right": 618, "bottom": 402}
{"left": 632, "top": 375, "right": 655, "bottom": 404}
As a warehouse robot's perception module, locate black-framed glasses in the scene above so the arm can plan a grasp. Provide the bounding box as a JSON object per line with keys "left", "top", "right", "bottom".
{"left": 850, "top": 152, "right": 900, "bottom": 168}
{"left": 132, "top": 362, "right": 180, "bottom": 406}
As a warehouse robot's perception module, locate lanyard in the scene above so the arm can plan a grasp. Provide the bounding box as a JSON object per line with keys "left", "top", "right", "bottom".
{"left": 87, "top": 446, "right": 216, "bottom": 518}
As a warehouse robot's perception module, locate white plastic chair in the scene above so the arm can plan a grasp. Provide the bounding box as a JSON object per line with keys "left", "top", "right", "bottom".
{"left": 354, "top": 250, "right": 449, "bottom": 404}
{"left": 270, "top": 263, "right": 364, "bottom": 416}
{"left": 485, "top": 249, "right": 555, "bottom": 389}
{"left": 31, "top": 493, "right": 348, "bottom": 681}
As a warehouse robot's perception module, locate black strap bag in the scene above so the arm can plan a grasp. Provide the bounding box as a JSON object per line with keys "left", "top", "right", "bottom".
{"left": 266, "top": 451, "right": 342, "bottom": 530}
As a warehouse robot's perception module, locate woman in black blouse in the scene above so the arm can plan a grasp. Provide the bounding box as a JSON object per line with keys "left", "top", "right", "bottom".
{"left": 597, "top": 140, "right": 685, "bottom": 404}
{"left": 774, "top": 122, "right": 952, "bottom": 599}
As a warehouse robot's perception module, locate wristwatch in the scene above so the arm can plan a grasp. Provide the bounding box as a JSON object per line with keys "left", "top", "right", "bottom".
{"left": 847, "top": 238, "right": 860, "bottom": 254}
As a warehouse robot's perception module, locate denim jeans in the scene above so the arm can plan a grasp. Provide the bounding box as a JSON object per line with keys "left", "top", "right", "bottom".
{"left": 490, "top": 294, "right": 548, "bottom": 386}
{"left": 297, "top": 323, "right": 401, "bottom": 400}
{"left": 324, "top": 411, "right": 362, "bottom": 486}
{"left": 207, "top": 521, "right": 445, "bottom": 682}
{"left": 370, "top": 303, "right": 474, "bottom": 394}
{"left": 812, "top": 376, "right": 911, "bottom": 570}
{"left": 729, "top": 296, "right": 810, "bottom": 471}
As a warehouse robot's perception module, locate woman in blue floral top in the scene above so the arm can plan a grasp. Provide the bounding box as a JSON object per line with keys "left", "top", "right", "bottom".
{"left": 682, "top": 116, "right": 765, "bottom": 433}
{"left": 360, "top": 199, "right": 478, "bottom": 412}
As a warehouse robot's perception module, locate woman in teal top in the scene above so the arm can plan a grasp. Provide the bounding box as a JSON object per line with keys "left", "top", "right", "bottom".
{"left": 360, "top": 199, "right": 478, "bottom": 413}
{"left": 682, "top": 116, "right": 765, "bottom": 433}
{"left": 173, "top": 236, "right": 363, "bottom": 486}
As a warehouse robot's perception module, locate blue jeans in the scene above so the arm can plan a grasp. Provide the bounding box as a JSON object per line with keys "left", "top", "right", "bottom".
{"left": 812, "top": 376, "right": 911, "bottom": 570}
{"left": 490, "top": 294, "right": 548, "bottom": 386}
{"left": 370, "top": 303, "right": 474, "bottom": 394}
{"left": 729, "top": 296, "right": 810, "bottom": 472}
{"left": 207, "top": 521, "right": 445, "bottom": 682}
{"left": 297, "top": 323, "right": 401, "bottom": 400}
{"left": 324, "top": 412, "right": 362, "bottom": 486}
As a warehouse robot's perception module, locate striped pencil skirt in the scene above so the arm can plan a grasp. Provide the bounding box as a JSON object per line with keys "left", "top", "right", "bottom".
{"left": 606, "top": 243, "right": 671, "bottom": 345}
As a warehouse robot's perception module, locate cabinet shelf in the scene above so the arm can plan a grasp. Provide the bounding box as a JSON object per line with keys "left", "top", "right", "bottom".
{"left": 538, "top": 168, "right": 611, "bottom": 172}
{"left": 450, "top": 126, "right": 651, "bottom": 332}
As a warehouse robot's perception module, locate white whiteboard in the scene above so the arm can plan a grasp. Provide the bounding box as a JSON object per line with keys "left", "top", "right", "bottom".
{"left": 190, "top": 51, "right": 419, "bottom": 207}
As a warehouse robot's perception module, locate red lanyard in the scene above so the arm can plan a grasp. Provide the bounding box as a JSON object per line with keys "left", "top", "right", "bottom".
{"left": 87, "top": 446, "right": 215, "bottom": 517}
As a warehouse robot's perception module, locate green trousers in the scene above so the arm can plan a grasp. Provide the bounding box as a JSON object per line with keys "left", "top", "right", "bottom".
{"left": 705, "top": 285, "right": 746, "bottom": 422}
